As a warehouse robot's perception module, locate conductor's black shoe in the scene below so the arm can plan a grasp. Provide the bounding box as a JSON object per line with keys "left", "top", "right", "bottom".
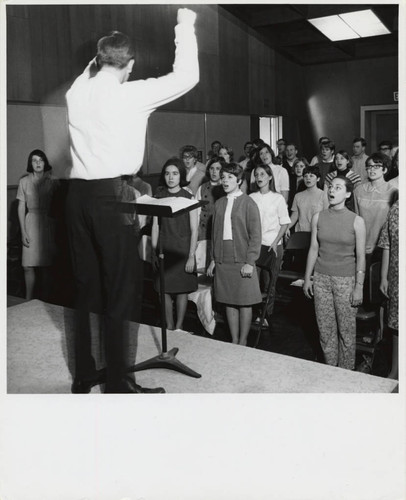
{"left": 71, "top": 368, "right": 107, "bottom": 394}
{"left": 105, "top": 376, "right": 165, "bottom": 394}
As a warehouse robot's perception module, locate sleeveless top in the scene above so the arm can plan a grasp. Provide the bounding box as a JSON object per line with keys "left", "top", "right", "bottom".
{"left": 315, "top": 207, "right": 357, "bottom": 277}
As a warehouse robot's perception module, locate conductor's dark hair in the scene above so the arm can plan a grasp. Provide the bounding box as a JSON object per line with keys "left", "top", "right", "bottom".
{"left": 96, "top": 31, "right": 135, "bottom": 69}
{"left": 26, "top": 149, "right": 52, "bottom": 173}
{"left": 159, "top": 157, "right": 189, "bottom": 188}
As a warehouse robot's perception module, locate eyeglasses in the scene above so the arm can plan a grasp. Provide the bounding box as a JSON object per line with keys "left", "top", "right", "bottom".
{"left": 365, "top": 164, "right": 383, "bottom": 171}
{"left": 379, "top": 147, "right": 390, "bottom": 151}
{"left": 182, "top": 154, "right": 194, "bottom": 160}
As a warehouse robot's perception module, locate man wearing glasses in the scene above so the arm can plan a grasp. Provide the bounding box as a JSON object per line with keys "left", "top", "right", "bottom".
{"left": 378, "top": 140, "right": 393, "bottom": 158}
{"left": 180, "top": 144, "right": 207, "bottom": 195}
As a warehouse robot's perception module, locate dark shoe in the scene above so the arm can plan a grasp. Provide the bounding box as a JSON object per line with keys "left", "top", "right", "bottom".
{"left": 71, "top": 368, "right": 106, "bottom": 394}
{"left": 105, "top": 376, "right": 165, "bottom": 394}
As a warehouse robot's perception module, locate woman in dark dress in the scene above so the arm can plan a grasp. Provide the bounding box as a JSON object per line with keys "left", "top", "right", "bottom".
{"left": 151, "top": 158, "right": 198, "bottom": 331}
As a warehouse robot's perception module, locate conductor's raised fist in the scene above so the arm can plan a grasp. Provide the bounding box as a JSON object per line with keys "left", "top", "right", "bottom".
{"left": 177, "top": 8, "right": 196, "bottom": 25}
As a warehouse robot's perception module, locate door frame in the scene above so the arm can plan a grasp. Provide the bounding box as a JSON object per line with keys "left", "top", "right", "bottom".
{"left": 360, "top": 104, "right": 398, "bottom": 138}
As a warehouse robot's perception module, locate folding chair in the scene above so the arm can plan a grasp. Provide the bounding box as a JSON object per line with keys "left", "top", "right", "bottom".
{"left": 278, "top": 231, "right": 311, "bottom": 282}
{"left": 252, "top": 232, "right": 311, "bottom": 348}
{"left": 252, "top": 252, "right": 278, "bottom": 348}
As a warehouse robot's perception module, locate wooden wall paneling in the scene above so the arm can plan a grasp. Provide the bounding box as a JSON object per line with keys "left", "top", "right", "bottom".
{"left": 248, "top": 62, "right": 274, "bottom": 116}
{"left": 218, "top": 11, "right": 250, "bottom": 114}
{"left": 248, "top": 29, "right": 274, "bottom": 67}
{"left": 67, "top": 4, "right": 99, "bottom": 78}
{"left": 54, "top": 6, "right": 73, "bottom": 88}
{"left": 6, "top": 5, "right": 29, "bottom": 19}
{"left": 194, "top": 4, "right": 219, "bottom": 56}
{"left": 39, "top": 6, "right": 62, "bottom": 103}
{"left": 190, "top": 52, "right": 222, "bottom": 113}
{"left": 7, "top": 14, "right": 33, "bottom": 101}
{"left": 29, "top": 6, "right": 47, "bottom": 102}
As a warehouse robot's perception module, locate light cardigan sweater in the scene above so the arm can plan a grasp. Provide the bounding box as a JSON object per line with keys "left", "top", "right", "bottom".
{"left": 211, "top": 194, "right": 261, "bottom": 265}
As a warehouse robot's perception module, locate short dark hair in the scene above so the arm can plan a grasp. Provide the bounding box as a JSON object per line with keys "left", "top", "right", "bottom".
{"left": 303, "top": 165, "right": 320, "bottom": 178}
{"left": 277, "top": 138, "right": 286, "bottom": 145}
{"left": 251, "top": 138, "right": 265, "bottom": 150}
{"left": 96, "top": 31, "right": 135, "bottom": 69}
{"left": 366, "top": 152, "right": 391, "bottom": 172}
{"left": 180, "top": 145, "right": 198, "bottom": 159}
{"left": 321, "top": 140, "right": 335, "bottom": 153}
{"left": 206, "top": 155, "right": 226, "bottom": 176}
{"left": 159, "top": 157, "right": 189, "bottom": 187}
{"left": 353, "top": 137, "right": 367, "bottom": 147}
{"left": 318, "top": 136, "right": 330, "bottom": 145}
{"left": 335, "top": 150, "right": 353, "bottom": 169}
{"left": 220, "top": 162, "right": 244, "bottom": 183}
{"left": 293, "top": 157, "right": 309, "bottom": 169}
{"left": 26, "top": 149, "right": 52, "bottom": 173}
{"left": 378, "top": 140, "right": 393, "bottom": 150}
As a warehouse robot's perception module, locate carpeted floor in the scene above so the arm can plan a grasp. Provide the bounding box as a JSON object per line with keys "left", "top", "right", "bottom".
{"left": 7, "top": 300, "right": 398, "bottom": 393}
{"left": 7, "top": 254, "right": 395, "bottom": 384}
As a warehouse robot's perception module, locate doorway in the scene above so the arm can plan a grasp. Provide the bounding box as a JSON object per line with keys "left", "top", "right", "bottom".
{"left": 361, "top": 104, "right": 398, "bottom": 153}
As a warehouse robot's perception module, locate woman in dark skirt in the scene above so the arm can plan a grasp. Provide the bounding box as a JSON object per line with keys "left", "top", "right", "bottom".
{"left": 207, "top": 163, "right": 262, "bottom": 345}
{"left": 151, "top": 158, "right": 198, "bottom": 331}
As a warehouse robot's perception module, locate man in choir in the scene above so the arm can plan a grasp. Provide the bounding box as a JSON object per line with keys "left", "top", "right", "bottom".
{"left": 351, "top": 137, "right": 369, "bottom": 183}
{"left": 283, "top": 142, "right": 298, "bottom": 174}
{"left": 180, "top": 144, "right": 207, "bottom": 195}
{"left": 275, "top": 138, "right": 287, "bottom": 164}
{"left": 239, "top": 141, "right": 253, "bottom": 170}
{"left": 65, "top": 8, "right": 199, "bottom": 393}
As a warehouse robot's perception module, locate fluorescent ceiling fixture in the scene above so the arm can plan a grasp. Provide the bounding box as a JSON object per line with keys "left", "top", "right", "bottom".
{"left": 309, "top": 10, "right": 390, "bottom": 42}
{"left": 340, "top": 10, "right": 391, "bottom": 38}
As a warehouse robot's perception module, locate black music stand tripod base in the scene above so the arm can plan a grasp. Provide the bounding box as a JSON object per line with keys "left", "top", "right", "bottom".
{"left": 128, "top": 347, "right": 201, "bottom": 378}
{"left": 128, "top": 201, "right": 207, "bottom": 381}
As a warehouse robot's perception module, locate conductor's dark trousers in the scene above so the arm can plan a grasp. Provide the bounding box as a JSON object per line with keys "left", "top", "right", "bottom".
{"left": 66, "top": 177, "right": 140, "bottom": 388}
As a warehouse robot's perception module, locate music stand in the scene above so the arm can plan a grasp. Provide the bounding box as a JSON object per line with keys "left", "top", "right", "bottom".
{"left": 125, "top": 196, "right": 207, "bottom": 379}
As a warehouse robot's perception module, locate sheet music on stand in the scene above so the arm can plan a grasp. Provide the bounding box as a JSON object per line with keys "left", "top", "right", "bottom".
{"left": 133, "top": 194, "right": 203, "bottom": 218}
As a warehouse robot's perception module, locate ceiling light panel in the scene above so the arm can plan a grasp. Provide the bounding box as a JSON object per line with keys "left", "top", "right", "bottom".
{"left": 309, "top": 15, "right": 360, "bottom": 41}
{"left": 340, "top": 9, "right": 391, "bottom": 38}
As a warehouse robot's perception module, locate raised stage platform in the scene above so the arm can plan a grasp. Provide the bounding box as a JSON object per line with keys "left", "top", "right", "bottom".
{"left": 7, "top": 300, "right": 398, "bottom": 393}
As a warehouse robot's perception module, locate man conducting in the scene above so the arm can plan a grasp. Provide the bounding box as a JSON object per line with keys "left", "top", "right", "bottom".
{"left": 65, "top": 8, "right": 199, "bottom": 393}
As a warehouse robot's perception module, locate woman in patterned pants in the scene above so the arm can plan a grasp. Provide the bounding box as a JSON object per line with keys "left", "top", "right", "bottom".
{"left": 303, "top": 176, "right": 366, "bottom": 370}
